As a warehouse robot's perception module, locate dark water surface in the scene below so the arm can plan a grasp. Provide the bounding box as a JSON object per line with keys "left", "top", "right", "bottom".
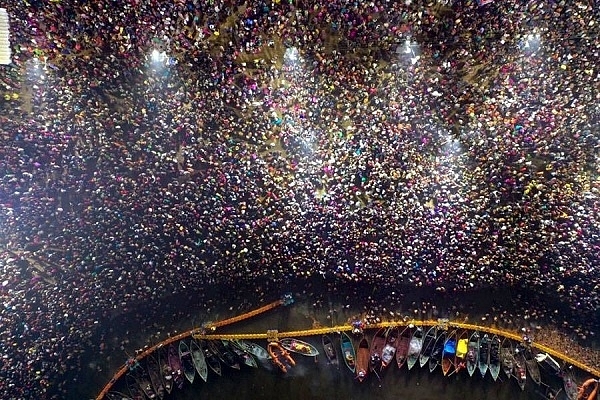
{"left": 76, "top": 278, "right": 589, "bottom": 400}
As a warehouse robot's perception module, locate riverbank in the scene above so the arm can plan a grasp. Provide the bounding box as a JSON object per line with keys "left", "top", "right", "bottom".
{"left": 65, "top": 276, "right": 599, "bottom": 400}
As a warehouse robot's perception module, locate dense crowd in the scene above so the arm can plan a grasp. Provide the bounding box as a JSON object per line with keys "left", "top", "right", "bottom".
{"left": 0, "top": 0, "right": 599, "bottom": 398}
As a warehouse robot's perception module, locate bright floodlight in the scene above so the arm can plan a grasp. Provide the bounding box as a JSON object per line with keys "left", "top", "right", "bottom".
{"left": 284, "top": 47, "right": 299, "bottom": 63}
{"left": 404, "top": 38, "right": 412, "bottom": 54}
{"left": 522, "top": 31, "right": 541, "bottom": 52}
{"left": 151, "top": 49, "right": 161, "bottom": 62}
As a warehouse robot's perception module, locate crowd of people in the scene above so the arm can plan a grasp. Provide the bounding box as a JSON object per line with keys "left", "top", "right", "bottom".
{"left": 0, "top": 0, "right": 599, "bottom": 398}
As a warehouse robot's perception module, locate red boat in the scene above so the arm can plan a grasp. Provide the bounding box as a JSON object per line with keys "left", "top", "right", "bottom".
{"left": 369, "top": 328, "right": 386, "bottom": 371}
{"left": 356, "top": 337, "right": 370, "bottom": 382}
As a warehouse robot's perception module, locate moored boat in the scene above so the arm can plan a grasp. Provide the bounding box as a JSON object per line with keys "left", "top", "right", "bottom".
{"left": 454, "top": 330, "right": 469, "bottom": 374}
{"left": 523, "top": 345, "right": 541, "bottom": 385}
{"left": 500, "top": 337, "right": 515, "bottom": 380}
{"left": 190, "top": 339, "right": 208, "bottom": 382}
{"left": 157, "top": 346, "right": 173, "bottom": 394}
{"left": 441, "top": 330, "right": 457, "bottom": 376}
{"left": 478, "top": 334, "right": 491, "bottom": 378}
{"left": 466, "top": 331, "right": 479, "bottom": 377}
{"left": 322, "top": 334, "right": 338, "bottom": 365}
{"left": 356, "top": 337, "right": 370, "bottom": 382}
{"left": 279, "top": 338, "right": 319, "bottom": 357}
{"left": 227, "top": 340, "right": 258, "bottom": 368}
{"left": 381, "top": 327, "right": 398, "bottom": 369}
{"left": 562, "top": 370, "right": 578, "bottom": 400}
{"left": 406, "top": 326, "right": 423, "bottom": 371}
{"left": 199, "top": 339, "right": 222, "bottom": 376}
{"left": 178, "top": 341, "right": 196, "bottom": 384}
{"left": 208, "top": 340, "right": 240, "bottom": 370}
{"left": 513, "top": 344, "right": 527, "bottom": 391}
{"left": 146, "top": 354, "right": 165, "bottom": 400}
{"left": 429, "top": 329, "right": 447, "bottom": 373}
{"left": 419, "top": 326, "right": 437, "bottom": 369}
{"left": 233, "top": 340, "right": 270, "bottom": 361}
{"left": 395, "top": 326, "right": 412, "bottom": 370}
{"left": 168, "top": 343, "right": 185, "bottom": 389}
{"left": 130, "top": 363, "right": 157, "bottom": 400}
{"left": 340, "top": 332, "right": 356, "bottom": 373}
{"left": 125, "top": 373, "right": 146, "bottom": 400}
{"left": 489, "top": 335, "right": 501, "bottom": 381}
{"left": 369, "top": 328, "right": 386, "bottom": 371}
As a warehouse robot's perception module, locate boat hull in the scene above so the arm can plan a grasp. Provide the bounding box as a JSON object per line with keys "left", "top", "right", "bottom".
{"left": 356, "top": 338, "right": 370, "bottom": 382}
{"left": 280, "top": 338, "right": 320, "bottom": 357}
{"left": 340, "top": 332, "right": 356, "bottom": 373}
{"left": 190, "top": 339, "right": 208, "bottom": 383}
{"left": 322, "top": 335, "right": 338, "bottom": 365}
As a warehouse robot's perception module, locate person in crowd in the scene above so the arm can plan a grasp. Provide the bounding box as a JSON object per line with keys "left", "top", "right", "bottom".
{"left": 0, "top": 0, "right": 598, "bottom": 398}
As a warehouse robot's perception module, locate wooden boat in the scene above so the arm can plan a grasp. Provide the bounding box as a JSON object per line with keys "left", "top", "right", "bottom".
{"left": 441, "top": 330, "right": 457, "bottom": 376}
{"left": 129, "top": 363, "right": 157, "bottom": 400}
{"left": 523, "top": 346, "right": 541, "bottom": 385}
{"left": 489, "top": 335, "right": 501, "bottom": 381}
{"left": 208, "top": 340, "right": 240, "bottom": 370}
{"left": 395, "top": 326, "right": 412, "bottom": 370}
{"left": 454, "top": 330, "right": 469, "bottom": 374}
{"left": 105, "top": 391, "right": 133, "bottom": 400}
{"left": 322, "top": 335, "right": 338, "bottom": 365}
{"left": 369, "top": 328, "right": 387, "bottom": 371}
{"left": 233, "top": 339, "right": 270, "bottom": 361}
{"left": 381, "top": 327, "right": 398, "bottom": 369}
{"left": 125, "top": 373, "right": 146, "bottom": 400}
{"left": 199, "top": 339, "right": 222, "bottom": 376}
{"left": 268, "top": 341, "right": 295, "bottom": 373}
{"left": 466, "top": 331, "right": 479, "bottom": 377}
{"left": 157, "top": 347, "right": 173, "bottom": 394}
{"left": 226, "top": 340, "right": 258, "bottom": 368}
{"left": 406, "top": 326, "right": 423, "bottom": 370}
{"left": 356, "top": 337, "right": 370, "bottom": 382}
{"left": 478, "top": 334, "right": 491, "bottom": 377}
{"left": 500, "top": 337, "right": 515, "bottom": 380}
{"left": 190, "top": 340, "right": 208, "bottom": 382}
{"left": 279, "top": 338, "right": 319, "bottom": 357}
{"left": 340, "top": 332, "right": 356, "bottom": 373}
{"left": 419, "top": 326, "right": 437, "bottom": 369}
{"left": 513, "top": 344, "right": 527, "bottom": 391}
{"left": 429, "top": 330, "right": 447, "bottom": 373}
{"left": 562, "top": 370, "right": 579, "bottom": 400}
{"left": 178, "top": 341, "right": 196, "bottom": 384}
{"left": 146, "top": 354, "right": 165, "bottom": 400}
{"left": 167, "top": 343, "right": 185, "bottom": 389}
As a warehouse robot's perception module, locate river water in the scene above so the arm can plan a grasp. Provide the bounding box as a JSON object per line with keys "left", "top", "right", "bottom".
{"left": 75, "top": 278, "right": 586, "bottom": 400}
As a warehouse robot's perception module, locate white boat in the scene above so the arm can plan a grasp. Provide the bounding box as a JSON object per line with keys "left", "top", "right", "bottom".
{"left": 190, "top": 339, "right": 208, "bottom": 382}
{"left": 466, "top": 331, "right": 479, "bottom": 377}
{"left": 406, "top": 326, "right": 423, "bottom": 370}
{"left": 419, "top": 326, "right": 437, "bottom": 369}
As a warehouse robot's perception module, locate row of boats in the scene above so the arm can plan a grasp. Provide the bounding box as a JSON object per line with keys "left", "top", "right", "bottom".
{"left": 104, "top": 327, "right": 596, "bottom": 400}
{"left": 333, "top": 326, "right": 543, "bottom": 386}
{"left": 105, "top": 338, "right": 271, "bottom": 400}
{"left": 326, "top": 326, "right": 594, "bottom": 400}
